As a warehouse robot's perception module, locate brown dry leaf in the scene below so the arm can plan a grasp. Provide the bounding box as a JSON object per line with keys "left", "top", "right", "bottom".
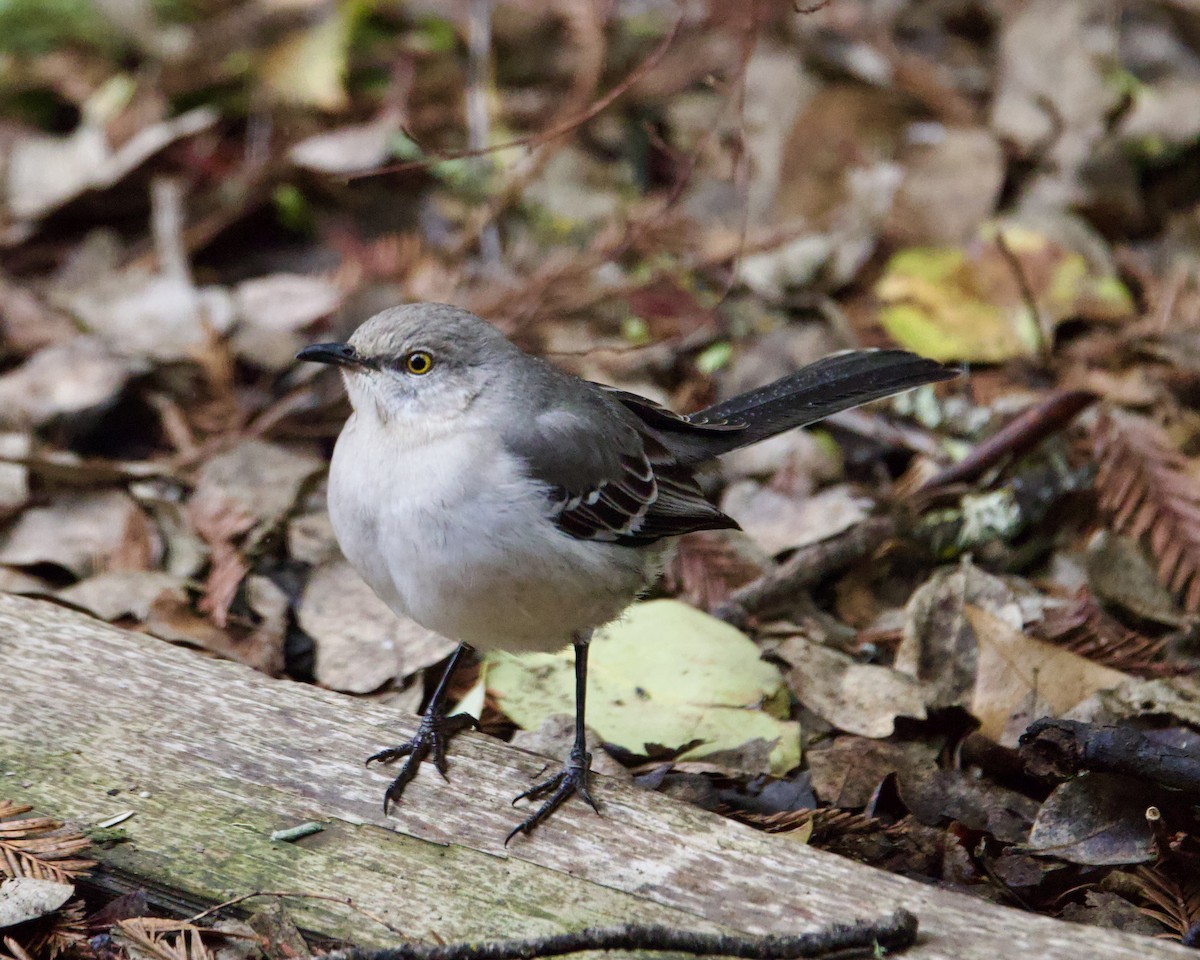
{"left": 1086, "top": 532, "right": 1188, "bottom": 628}
{"left": 1059, "top": 890, "right": 1164, "bottom": 937}
{"left": 1025, "top": 773, "right": 1157, "bottom": 866}
{"left": 188, "top": 439, "right": 323, "bottom": 625}
{"left": 298, "top": 559, "right": 455, "bottom": 693}
{"left": 0, "top": 435, "right": 29, "bottom": 518}
{"left": 115, "top": 918, "right": 217, "bottom": 960}
{"left": 888, "top": 126, "right": 1005, "bottom": 245}
{"left": 0, "top": 337, "right": 143, "bottom": 431}
{"left": 806, "top": 738, "right": 937, "bottom": 809}
{"left": 0, "top": 490, "right": 160, "bottom": 578}
{"left": 0, "top": 801, "right": 95, "bottom": 883}
{"left": 231, "top": 273, "right": 344, "bottom": 371}
{"left": 895, "top": 560, "right": 1023, "bottom": 711}
{"left": 964, "top": 605, "right": 1128, "bottom": 745}
{"left": 775, "top": 633, "right": 929, "bottom": 738}
{"left": 661, "top": 530, "right": 770, "bottom": 612}
{"left": 1094, "top": 410, "right": 1200, "bottom": 613}
{"left": 720, "top": 483, "right": 872, "bottom": 556}
{"left": 4, "top": 895, "right": 88, "bottom": 959}
{"left": 898, "top": 768, "right": 1039, "bottom": 844}
{"left": 56, "top": 570, "right": 188, "bottom": 623}
{"left": 3, "top": 107, "right": 217, "bottom": 227}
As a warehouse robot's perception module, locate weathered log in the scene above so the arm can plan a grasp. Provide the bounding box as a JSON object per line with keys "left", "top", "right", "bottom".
{"left": 0, "top": 595, "right": 1188, "bottom": 957}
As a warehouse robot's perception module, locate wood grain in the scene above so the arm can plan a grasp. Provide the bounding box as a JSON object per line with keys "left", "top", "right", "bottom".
{"left": 0, "top": 594, "right": 1188, "bottom": 957}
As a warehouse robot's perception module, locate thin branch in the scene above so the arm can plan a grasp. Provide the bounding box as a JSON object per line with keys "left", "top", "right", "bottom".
{"left": 324, "top": 909, "right": 918, "bottom": 960}
{"left": 994, "top": 231, "right": 1050, "bottom": 357}
{"left": 918, "top": 389, "right": 1095, "bottom": 491}
{"left": 351, "top": 11, "right": 683, "bottom": 181}
{"left": 713, "top": 515, "right": 897, "bottom": 628}
{"left": 187, "top": 890, "right": 406, "bottom": 938}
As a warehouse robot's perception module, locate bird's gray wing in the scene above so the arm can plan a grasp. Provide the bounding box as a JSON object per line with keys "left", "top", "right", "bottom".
{"left": 501, "top": 389, "right": 736, "bottom": 546}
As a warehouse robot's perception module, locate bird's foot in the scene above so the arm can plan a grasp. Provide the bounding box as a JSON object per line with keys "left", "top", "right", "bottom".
{"left": 506, "top": 743, "right": 600, "bottom": 843}
{"left": 366, "top": 710, "right": 478, "bottom": 813}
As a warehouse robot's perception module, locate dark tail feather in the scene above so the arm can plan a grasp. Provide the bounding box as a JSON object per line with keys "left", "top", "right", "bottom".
{"left": 677, "top": 349, "right": 959, "bottom": 460}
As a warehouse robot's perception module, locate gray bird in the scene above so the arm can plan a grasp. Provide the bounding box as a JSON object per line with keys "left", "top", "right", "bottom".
{"left": 298, "top": 303, "right": 957, "bottom": 841}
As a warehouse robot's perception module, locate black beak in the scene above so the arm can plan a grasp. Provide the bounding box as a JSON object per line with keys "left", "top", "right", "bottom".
{"left": 296, "top": 342, "right": 362, "bottom": 368}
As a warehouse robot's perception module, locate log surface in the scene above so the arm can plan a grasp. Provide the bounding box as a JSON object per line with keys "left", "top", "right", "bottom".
{"left": 0, "top": 594, "right": 1188, "bottom": 958}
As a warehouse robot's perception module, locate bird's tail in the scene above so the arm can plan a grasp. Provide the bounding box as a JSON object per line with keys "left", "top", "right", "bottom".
{"left": 671, "top": 349, "right": 959, "bottom": 461}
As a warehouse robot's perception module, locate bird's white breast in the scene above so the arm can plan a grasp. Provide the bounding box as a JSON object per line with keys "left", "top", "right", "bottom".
{"left": 327, "top": 410, "right": 653, "bottom": 653}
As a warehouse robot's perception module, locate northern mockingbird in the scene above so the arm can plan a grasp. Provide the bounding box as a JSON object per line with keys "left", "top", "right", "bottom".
{"left": 298, "top": 303, "right": 957, "bottom": 840}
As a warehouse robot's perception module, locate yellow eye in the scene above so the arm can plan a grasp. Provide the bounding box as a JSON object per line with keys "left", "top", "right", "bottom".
{"left": 404, "top": 351, "right": 433, "bottom": 375}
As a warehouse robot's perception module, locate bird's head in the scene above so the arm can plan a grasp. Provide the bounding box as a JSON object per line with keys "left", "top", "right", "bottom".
{"left": 297, "top": 303, "right": 518, "bottom": 428}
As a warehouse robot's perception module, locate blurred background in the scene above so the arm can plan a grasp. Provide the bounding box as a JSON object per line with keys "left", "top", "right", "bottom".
{"left": 3, "top": 0, "right": 1200, "bottom": 940}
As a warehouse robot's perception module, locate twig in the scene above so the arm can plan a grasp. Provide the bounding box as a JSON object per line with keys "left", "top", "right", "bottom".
{"left": 713, "top": 516, "right": 897, "bottom": 628}
{"left": 187, "top": 890, "right": 405, "bottom": 938}
{"left": 994, "top": 231, "right": 1051, "bottom": 357}
{"left": 1019, "top": 718, "right": 1200, "bottom": 795}
{"left": 324, "top": 909, "right": 918, "bottom": 960}
{"left": 465, "top": 0, "right": 500, "bottom": 264}
{"left": 918, "top": 390, "right": 1095, "bottom": 491}
{"left": 353, "top": 10, "right": 683, "bottom": 180}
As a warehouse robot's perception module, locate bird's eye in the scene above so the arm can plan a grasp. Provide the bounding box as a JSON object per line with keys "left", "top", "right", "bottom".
{"left": 404, "top": 351, "right": 434, "bottom": 375}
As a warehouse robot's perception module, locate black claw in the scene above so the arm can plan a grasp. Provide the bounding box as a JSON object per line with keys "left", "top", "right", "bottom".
{"left": 506, "top": 747, "right": 600, "bottom": 844}
{"left": 368, "top": 711, "right": 478, "bottom": 813}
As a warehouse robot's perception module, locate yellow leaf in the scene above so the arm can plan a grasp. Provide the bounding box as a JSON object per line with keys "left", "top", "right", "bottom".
{"left": 260, "top": 2, "right": 364, "bottom": 111}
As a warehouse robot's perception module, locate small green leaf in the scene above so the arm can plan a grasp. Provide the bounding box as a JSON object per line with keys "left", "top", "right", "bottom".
{"left": 696, "top": 340, "right": 733, "bottom": 375}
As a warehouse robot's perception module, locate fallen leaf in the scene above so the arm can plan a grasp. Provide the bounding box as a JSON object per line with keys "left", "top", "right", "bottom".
{"left": 1067, "top": 675, "right": 1200, "bottom": 728}
{"left": 190, "top": 440, "right": 324, "bottom": 550}
{"left": 720, "top": 483, "right": 872, "bottom": 556}
{"left": 299, "top": 559, "right": 456, "bottom": 694}
{"left": 232, "top": 273, "right": 344, "bottom": 370}
{"left": 486, "top": 599, "right": 801, "bottom": 776}
{"left": 260, "top": 3, "right": 358, "bottom": 111}
{"left": 289, "top": 109, "right": 405, "bottom": 175}
{"left": 898, "top": 768, "right": 1039, "bottom": 843}
{"left": 0, "top": 490, "right": 160, "bottom": 578}
{"left": 775, "top": 632, "right": 928, "bottom": 738}
{"left": 1085, "top": 531, "right": 1187, "bottom": 627}
{"left": 1025, "top": 773, "right": 1157, "bottom": 866}
{"left": 57, "top": 570, "right": 188, "bottom": 622}
{"left": 1059, "top": 891, "right": 1164, "bottom": 937}
{"left": 4, "top": 107, "right": 217, "bottom": 226}
{"left": 965, "top": 605, "right": 1129, "bottom": 745}
{"left": 0, "top": 337, "right": 143, "bottom": 430}
{"left": 0, "top": 434, "right": 30, "bottom": 516}
{"left": 0, "top": 878, "right": 74, "bottom": 929}
{"left": 56, "top": 267, "right": 235, "bottom": 365}
{"left": 876, "top": 224, "right": 1133, "bottom": 362}
{"left": 888, "top": 126, "right": 1005, "bottom": 244}
{"left": 807, "top": 738, "right": 937, "bottom": 808}
{"left": 895, "top": 560, "right": 1023, "bottom": 711}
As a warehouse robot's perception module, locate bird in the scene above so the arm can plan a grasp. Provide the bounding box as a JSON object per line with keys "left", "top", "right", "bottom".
{"left": 297, "top": 302, "right": 958, "bottom": 841}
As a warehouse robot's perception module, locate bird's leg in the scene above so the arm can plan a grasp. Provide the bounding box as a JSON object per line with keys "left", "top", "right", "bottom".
{"left": 507, "top": 631, "right": 599, "bottom": 843}
{"left": 367, "top": 644, "right": 477, "bottom": 813}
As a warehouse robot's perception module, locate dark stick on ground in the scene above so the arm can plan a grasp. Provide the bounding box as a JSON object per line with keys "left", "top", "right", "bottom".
{"left": 713, "top": 515, "right": 896, "bottom": 628}
{"left": 1019, "top": 718, "right": 1200, "bottom": 795}
{"left": 918, "top": 389, "right": 1096, "bottom": 492}
{"left": 326, "top": 909, "right": 918, "bottom": 960}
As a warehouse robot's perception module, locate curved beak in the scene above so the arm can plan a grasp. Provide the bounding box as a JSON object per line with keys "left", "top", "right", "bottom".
{"left": 296, "top": 342, "right": 363, "bottom": 368}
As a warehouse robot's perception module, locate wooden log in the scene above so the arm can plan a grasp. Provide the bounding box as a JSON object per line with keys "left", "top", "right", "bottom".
{"left": 0, "top": 594, "right": 1188, "bottom": 958}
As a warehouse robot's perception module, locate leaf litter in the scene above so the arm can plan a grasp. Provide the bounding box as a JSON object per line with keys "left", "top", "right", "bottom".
{"left": 0, "top": 0, "right": 1199, "bottom": 948}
